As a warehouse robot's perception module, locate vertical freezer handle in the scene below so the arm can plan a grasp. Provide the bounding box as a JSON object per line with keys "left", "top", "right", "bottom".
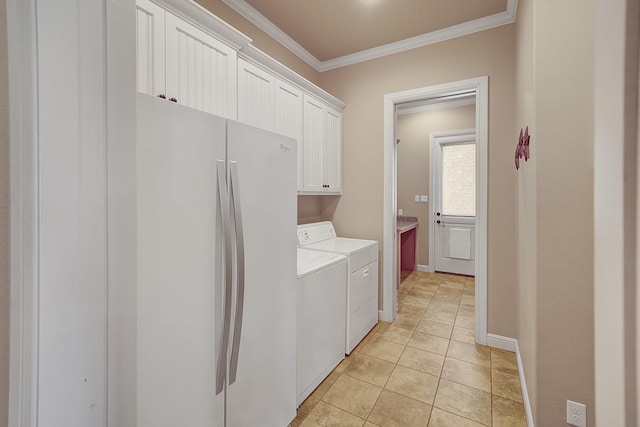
{"left": 229, "top": 161, "right": 245, "bottom": 385}
{"left": 216, "top": 160, "right": 233, "bottom": 395}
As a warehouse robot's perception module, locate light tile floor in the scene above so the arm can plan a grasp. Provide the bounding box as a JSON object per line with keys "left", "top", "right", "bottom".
{"left": 290, "top": 271, "right": 528, "bottom": 427}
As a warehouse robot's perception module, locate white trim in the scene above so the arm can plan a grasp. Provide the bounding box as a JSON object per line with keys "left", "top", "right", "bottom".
{"left": 221, "top": 0, "right": 322, "bottom": 69}
{"left": 223, "top": 0, "right": 518, "bottom": 72}
{"left": 515, "top": 340, "right": 536, "bottom": 427}
{"left": 417, "top": 264, "right": 432, "bottom": 273}
{"left": 7, "top": 0, "right": 39, "bottom": 424}
{"left": 486, "top": 333, "right": 517, "bottom": 352}
{"left": 594, "top": 0, "right": 631, "bottom": 424}
{"left": 238, "top": 45, "right": 345, "bottom": 111}
{"left": 429, "top": 129, "right": 476, "bottom": 277}
{"left": 378, "top": 310, "right": 385, "bottom": 321}
{"left": 383, "top": 77, "right": 489, "bottom": 344}
{"left": 486, "top": 336, "right": 535, "bottom": 426}
{"left": 153, "top": 0, "right": 252, "bottom": 50}
{"left": 396, "top": 97, "right": 475, "bottom": 116}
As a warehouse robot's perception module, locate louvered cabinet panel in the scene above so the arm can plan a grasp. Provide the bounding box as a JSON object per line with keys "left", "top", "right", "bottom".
{"left": 302, "top": 95, "right": 325, "bottom": 193}
{"left": 324, "top": 107, "right": 342, "bottom": 193}
{"left": 237, "top": 58, "right": 276, "bottom": 130}
{"left": 165, "top": 12, "right": 237, "bottom": 119}
{"left": 275, "top": 80, "right": 303, "bottom": 191}
{"left": 136, "top": 0, "right": 165, "bottom": 97}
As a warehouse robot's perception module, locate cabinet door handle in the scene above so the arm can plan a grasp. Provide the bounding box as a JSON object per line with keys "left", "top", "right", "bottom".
{"left": 169, "top": 97, "right": 177, "bottom": 103}
{"left": 157, "top": 94, "right": 166, "bottom": 99}
{"left": 362, "top": 269, "right": 369, "bottom": 277}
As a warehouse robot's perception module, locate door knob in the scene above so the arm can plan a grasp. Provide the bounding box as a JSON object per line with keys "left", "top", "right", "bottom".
{"left": 436, "top": 212, "right": 441, "bottom": 217}
{"left": 436, "top": 220, "right": 441, "bottom": 224}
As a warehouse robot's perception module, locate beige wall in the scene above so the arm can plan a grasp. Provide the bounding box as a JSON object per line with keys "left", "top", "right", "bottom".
{"left": 514, "top": 0, "right": 537, "bottom": 422}
{"left": 195, "top": 0, "right": 321, "bottom": 86}
{"left": 396, "top": 105, "right": 475, "bottom": 266}
{"left": 319, "top": 25, "right": 518, "bottom": 337}
{"left": 514, "top": 0, "right": 596, "bottom": 424}
{"left": 0, "top": 0, "right": 9, "bottom": 424}
{"left": 536, "top": 1, "right": 595, "bottom": 425}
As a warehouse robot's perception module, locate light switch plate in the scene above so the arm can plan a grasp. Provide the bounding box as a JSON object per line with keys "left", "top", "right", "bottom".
{"left": 420, "top": 195, "right": 428, "bottom": 203}
{"left": 414, "top": 195, "right": 420, "bottom": 202}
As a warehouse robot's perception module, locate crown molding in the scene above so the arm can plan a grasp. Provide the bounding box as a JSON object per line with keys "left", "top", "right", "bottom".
{"left": 156, "top": 0, "right": 252, "bottom": 49}
{"left": 221, "top": 0, "right": 322, "bottom": 69}
{"left": 238, "top": 45, "right": 345, "bottom": 110}
{"left": 223, "top": 0, "right": 518, "bottom": 72}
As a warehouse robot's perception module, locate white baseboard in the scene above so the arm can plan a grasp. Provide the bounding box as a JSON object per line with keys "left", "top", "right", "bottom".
{"left": 417, "top": 264, "right": 432, "bottom": 272}
{"left": 486, "top": 334, "right": 534, "bottom": 427}
{"left": 378, "top": 309, "right": 393, "bottom": 323}
{"left": 515, "top": 340, "right": 535, "bottom": 427}
{"left": 486, "top": 333, "right": 517, "bottom": 352}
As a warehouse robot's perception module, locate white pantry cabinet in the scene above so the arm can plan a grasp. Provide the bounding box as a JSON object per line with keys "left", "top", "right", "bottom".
{"left": 303, "top": 94, "right": 342, "bottom": 194}
{"left": 136, "top": 0, "right": 237, "bottom": 119}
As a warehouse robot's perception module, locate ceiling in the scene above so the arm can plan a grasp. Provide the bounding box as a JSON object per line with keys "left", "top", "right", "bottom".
{"left": 221, "top": 0, "right": 517, "bottom": 71}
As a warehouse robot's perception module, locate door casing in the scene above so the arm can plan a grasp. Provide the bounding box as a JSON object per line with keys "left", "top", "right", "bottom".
{"left": 383, "top": 76, "right": 488, "bottom": 345}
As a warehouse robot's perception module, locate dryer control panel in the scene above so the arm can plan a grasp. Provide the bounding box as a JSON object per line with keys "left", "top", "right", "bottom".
{"left": 297, "top": 221, "right": 337, "bottom": 246}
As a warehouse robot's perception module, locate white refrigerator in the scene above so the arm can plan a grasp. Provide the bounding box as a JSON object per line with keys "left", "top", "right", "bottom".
{"left": 136, "top": 93, "right": 297, "bottom": 427}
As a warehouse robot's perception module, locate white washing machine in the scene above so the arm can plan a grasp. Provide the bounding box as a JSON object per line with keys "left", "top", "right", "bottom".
{"left": 297, "top": 222, "right": 379, "bottom": 354}
{"left": 296, "top": 248, "right": 347, "bottom": 406}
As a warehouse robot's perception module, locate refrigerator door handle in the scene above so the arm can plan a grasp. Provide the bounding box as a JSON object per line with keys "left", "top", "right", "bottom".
{"left": 229, "top": 161, "right": 245, "bottom": 385}
{"left": 216, "top": 160, "right": 233, "bottom": 395}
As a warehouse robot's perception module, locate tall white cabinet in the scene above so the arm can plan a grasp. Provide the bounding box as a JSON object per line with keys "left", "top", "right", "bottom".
{"left": 136, "top": 0, "right": 237, "bottom": 119}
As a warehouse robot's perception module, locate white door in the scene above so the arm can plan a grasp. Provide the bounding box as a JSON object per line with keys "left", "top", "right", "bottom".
{"left": 302, "top": 94, "right": 325, "bottom": 192}
{"left": 237, "top": 58, "right": 275, "bottom": 130}
{"left": 165, "top": 12, "right": 237, "bottom": 118}
{"left": 136, "top": 94, "right": 226, "bottom": 427}
{"left": 274, "top": 79, "right": 303, "bottom": 191}
{"left": 432, "top": 131, "right": 476, "bottom": 276}
{"left": 226, "top": 121, "right": 297, "bottom": 427}
{"left": 324, "top": 107, "right": 342, "bottom": 193}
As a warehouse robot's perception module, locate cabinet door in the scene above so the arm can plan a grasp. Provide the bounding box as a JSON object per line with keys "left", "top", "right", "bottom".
{"left": 136, "top": 0, "right": 165, "bottom": 97}
{"left": 302, "top": 95, "right": 325, "bottom": 193}
{"left": 275, "top": 80, "right": 303, "bottom": 191}
{"left": 237, "top": 58, "right": 275, "bottom": 130}
{"left": 324, "top": 107, "right": 342, "bottom": 193}
{"left": 165, "top": 12, "right": 237, "bottom": 119}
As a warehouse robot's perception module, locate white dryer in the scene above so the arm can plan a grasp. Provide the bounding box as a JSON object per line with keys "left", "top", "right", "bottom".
{"left": 297, "top": 222, "right": 379, "bottom": 354}
{"left": 296, "top": 248, "right": 347, "bottom": 406}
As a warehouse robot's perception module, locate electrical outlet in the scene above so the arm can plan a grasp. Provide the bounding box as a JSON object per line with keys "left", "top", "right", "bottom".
{"left": 566, "top": 400, "right": 586, "bottom": 427}
{"left": 414, "top": 195, "right": 420, "bottom": 202}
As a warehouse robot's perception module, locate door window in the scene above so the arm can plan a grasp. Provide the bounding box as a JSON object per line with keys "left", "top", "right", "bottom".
{"left": 441, "top": 143, "right": 476, "bottom": 217}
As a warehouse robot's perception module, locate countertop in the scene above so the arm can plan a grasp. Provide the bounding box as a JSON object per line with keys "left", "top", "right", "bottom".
{"left": 397, "top": 216, "right": 418, "bottom": 233}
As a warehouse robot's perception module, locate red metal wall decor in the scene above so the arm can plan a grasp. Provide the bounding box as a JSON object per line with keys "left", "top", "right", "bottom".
{"left": 515, "top": 126, "right": 531, "bottom": 170}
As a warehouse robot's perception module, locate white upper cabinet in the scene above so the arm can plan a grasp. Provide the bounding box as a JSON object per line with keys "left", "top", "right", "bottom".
{"left": 136, "top": 0, "right": 343, "bottom": 194}
{"left": 324, "top": 107, "right": 342, "bottom": 193}
{"left": 302, "top": 95, "right": 342, "bottom": 194}
{"left": 274, "top": 80, "right": 303, "bottom": 191}
{"left": 136, "top": 0, "right": 237, "bottom": 119}
{"left": 136, "top": 0, "right": 165, "bottom": 97}
{"left": 165, "top": 13, "right": 237, "bottom": 118}
{"left": 237, "top": 58, "right": 276, "bottom": 130}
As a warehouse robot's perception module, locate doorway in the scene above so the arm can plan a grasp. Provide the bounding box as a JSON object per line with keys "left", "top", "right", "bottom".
{"left": 382, "top": 77, "right": 488, "bottom": 345}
